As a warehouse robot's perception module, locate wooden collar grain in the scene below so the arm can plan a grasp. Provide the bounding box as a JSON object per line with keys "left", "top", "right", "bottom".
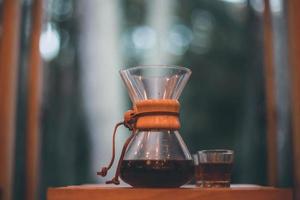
{"left": 130, "top": 99, "right": 181, "bottom": 130}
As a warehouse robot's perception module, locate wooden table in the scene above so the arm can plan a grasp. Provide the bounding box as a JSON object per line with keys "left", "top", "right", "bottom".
{"left": 47, "top": 184, "right": 292, "bottom": 200}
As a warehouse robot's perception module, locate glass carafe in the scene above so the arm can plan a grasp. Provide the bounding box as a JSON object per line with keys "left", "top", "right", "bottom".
{"left": 98, "top": 65, "right": 193, "bottom": 188}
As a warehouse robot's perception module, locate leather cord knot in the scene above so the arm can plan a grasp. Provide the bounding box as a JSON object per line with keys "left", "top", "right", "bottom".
{"left": 123, "top": 110, "right": 136, "bottom": 130}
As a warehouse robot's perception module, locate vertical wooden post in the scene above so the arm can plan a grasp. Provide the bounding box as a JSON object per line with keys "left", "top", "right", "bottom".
{"left": 287, "top": 0, "right": 300, "bottom": 199}
{"left": 0, "top": 0, "right": 20, "bottom": 200}
{"left": 263, "top": 0, "right": 278, "bottom": 186}
{"left": 25, "top": 0, "right": 43, "bottom": 200}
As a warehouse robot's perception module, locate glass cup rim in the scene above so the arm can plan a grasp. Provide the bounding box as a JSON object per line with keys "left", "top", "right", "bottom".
{"left": 197, "top": 149, "right": 234, "bottom": 155}
{"left": 197, "top": 149, "right": 234, "bottom": 163}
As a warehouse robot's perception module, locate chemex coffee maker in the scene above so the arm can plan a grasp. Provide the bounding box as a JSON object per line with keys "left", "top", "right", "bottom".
{"left": 98, "top": 65, "right": 192, "bottom": 188}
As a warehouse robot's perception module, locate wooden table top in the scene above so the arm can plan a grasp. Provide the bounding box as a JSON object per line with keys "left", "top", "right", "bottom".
{"left": 47, "top": 184, "right": 292, "bottom": 200}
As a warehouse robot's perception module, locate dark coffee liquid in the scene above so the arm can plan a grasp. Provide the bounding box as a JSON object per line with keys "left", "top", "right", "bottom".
{"left": 120, "top": 160, "right": 194, "bottom": 187}
{"left": 197, "top": 163, "right": 233, "bottom": 181}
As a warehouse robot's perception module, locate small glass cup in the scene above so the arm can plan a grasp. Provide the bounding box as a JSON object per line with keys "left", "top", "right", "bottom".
{"left": 197, "top": 149, "right": 234, "bottom": 188}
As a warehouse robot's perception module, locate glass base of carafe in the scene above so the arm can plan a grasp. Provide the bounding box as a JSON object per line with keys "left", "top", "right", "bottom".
{"left": 120, "top": 159, "right": 194, "bottom": 188}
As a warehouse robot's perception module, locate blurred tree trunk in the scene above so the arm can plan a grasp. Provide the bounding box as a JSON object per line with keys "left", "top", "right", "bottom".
{"left": 0, "top": 1, "right": 20, "bottom": 200}
{"left": 79, "top": 0, "right": 124, "bottom": 181}
{"left": 288, "top": 0, "right": 300, "bottom": 198}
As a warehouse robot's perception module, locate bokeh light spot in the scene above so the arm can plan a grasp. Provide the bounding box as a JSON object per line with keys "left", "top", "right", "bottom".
{"left": 39, "top": 23, "right": 60, "bottom": 61}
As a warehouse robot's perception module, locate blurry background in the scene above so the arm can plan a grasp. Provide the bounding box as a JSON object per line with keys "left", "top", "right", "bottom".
{"left": 0, "top": 0, "right": 297, "bottom": 199}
